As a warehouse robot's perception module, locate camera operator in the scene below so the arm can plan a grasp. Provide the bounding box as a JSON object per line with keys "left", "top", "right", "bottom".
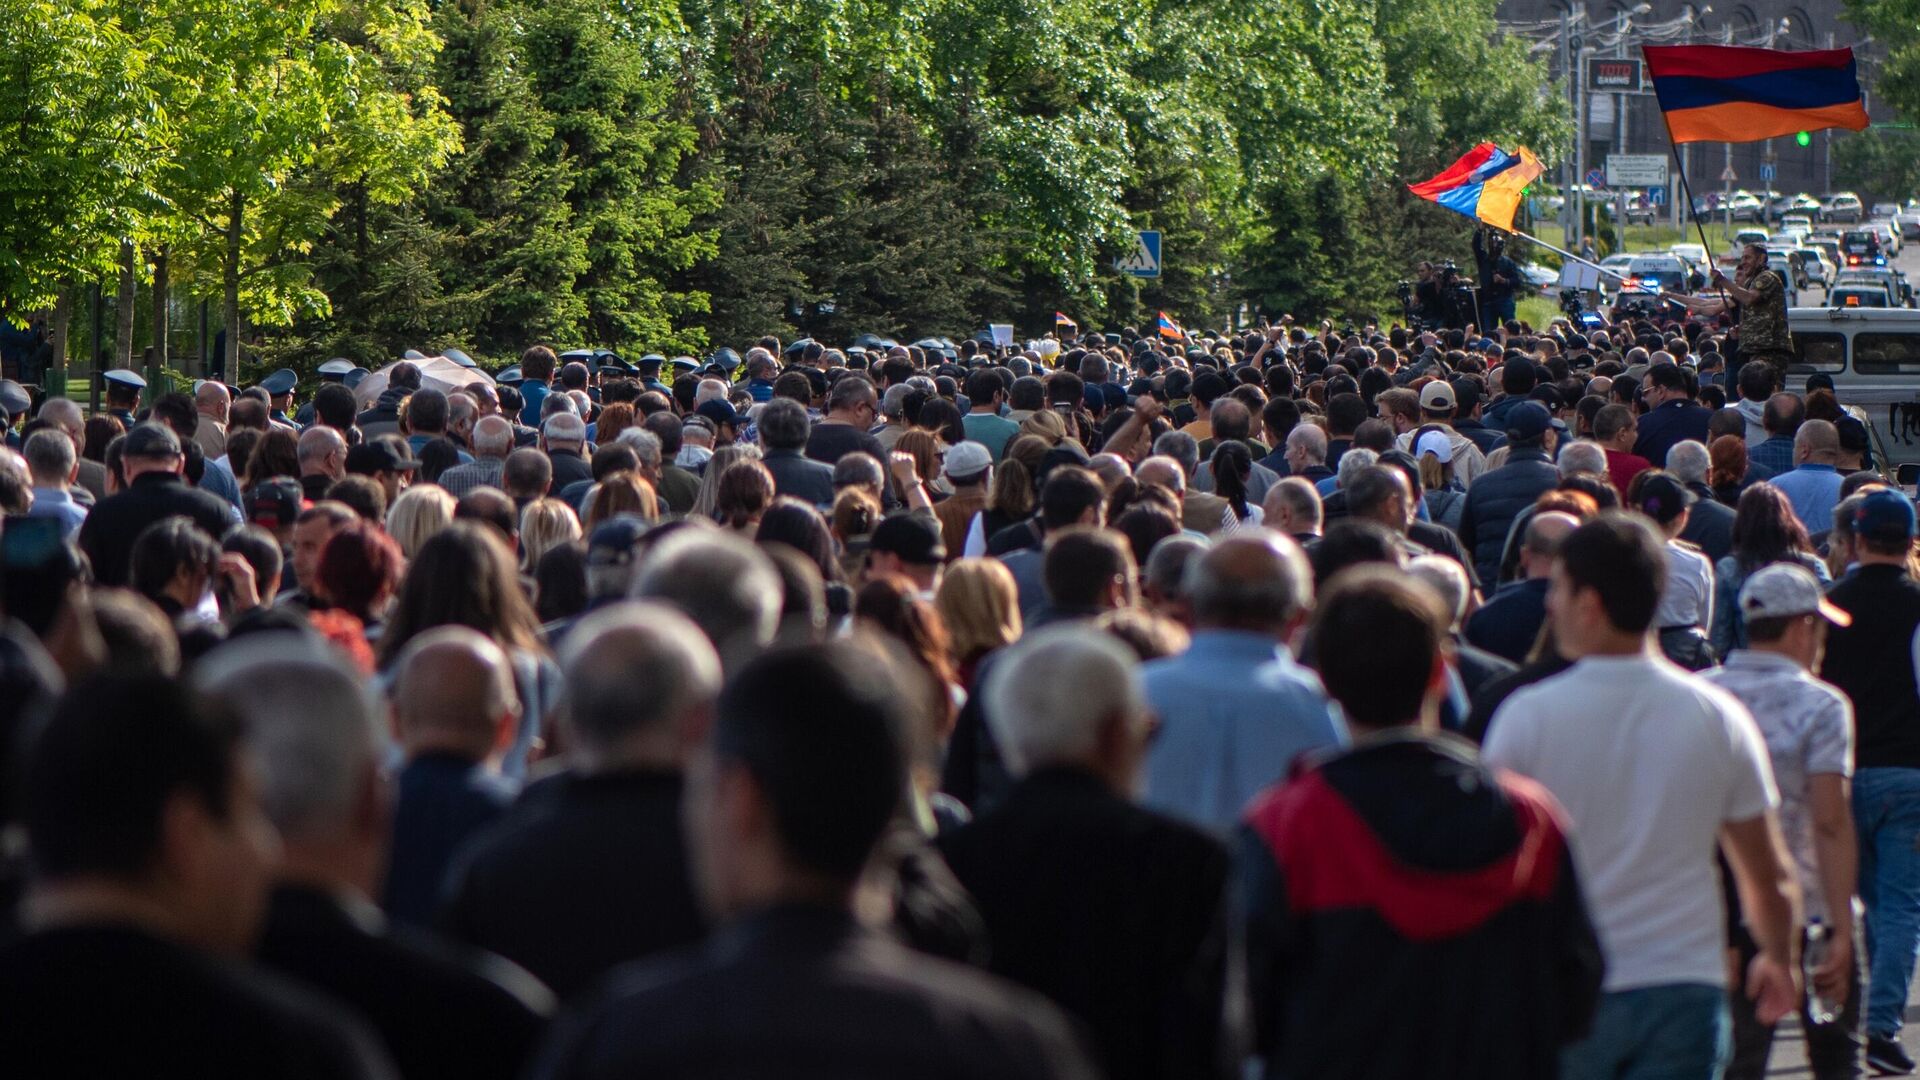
{"left": 1472, "top": 227, "right": 1521, "bottom": 326}
{"left": 1411, "top": 263, "right": 1448, "bottom": 328}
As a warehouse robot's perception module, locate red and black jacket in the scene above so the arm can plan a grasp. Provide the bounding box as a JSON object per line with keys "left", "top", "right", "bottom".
{"left": 1236, "top": 733, "right": 1602, "bottom": 1080}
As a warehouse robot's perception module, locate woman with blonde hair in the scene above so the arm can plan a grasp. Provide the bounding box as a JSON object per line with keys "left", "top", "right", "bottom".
{"left": 934, "top": 558, "right": 1022, "bottom": 688}
{"left": 385, "top": 484, "right": 458, "bottom": 559}
{"left": 690, "top": 444, "right": 762, "bottom": 520}
{"left": 714, "top": 460, "right": 775, "bottom": 534}
{"left": 1018, "top": 407, "right": 1067, "bottom": 447}
{"left": 519, "top": 497, "right": 583, "bottom": 573}
{"left": 581, "top": 470, "right": 659, "bottom": 532}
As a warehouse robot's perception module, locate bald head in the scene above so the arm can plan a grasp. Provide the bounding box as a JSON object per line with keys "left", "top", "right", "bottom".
{"left": 1134, "top": 455, "right": 1186, "bottom": 496}
{"left": 1286, "top": 423, "right": 1328, "bottom": 465}
{"left": 195, "top": 381, "right": 231, "bottom": 417}
{"left": 1522, "top": 510, "right": 1579, "bottom": 579}
{"left": 471, "top": 415, "right": 514, "bottom": 459}
{"left": 559, "top": 601, "right": 722, "bottom": 771}
{"left": 1184, "top": 529, "right": 1313, "bottom": 634}
{"left": 1795, "top": 419, "right": 1840, "bottom": 464}
{"left": 393, "top": 626, "right": 519, "bottom": 761}
{"left": 298, "top": 424, "right": 346, "bottom": 477}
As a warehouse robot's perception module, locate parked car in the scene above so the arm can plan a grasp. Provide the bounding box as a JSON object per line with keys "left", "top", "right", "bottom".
{"left": 1623, "top": 198, "right": 1660, "bottom": 225}
{"left": 1728, "top": 192, "right": 1766, "bottom": 222}
{"left": 1520, "top": 263, "right": 1559, "bottom": 293}
{"left": 1779, "top": 214, "right": 1815, "bottom": 234}
{"left": 1822, "top": 192, "right": 1864, "bottom": 223}
{"left": 1896, "top": 211, "right": 1920, "bottom": 240}
{"left": 1874, "top": 202, "right": 1903, "bottom": 219}
{"left": 1734, "top": 228, "right": 1771, "bottom": 248}
{"left": 1626, "top": 254, "right": 1695, "bottom": 294}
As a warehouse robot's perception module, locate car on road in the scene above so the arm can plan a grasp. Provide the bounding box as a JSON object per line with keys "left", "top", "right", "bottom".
{"left": 1728, "top": 191, "right": 1766, "bottom": 222}
{"left": 1795, "top": 246, "right": 1835, "bottom": 288}
{"left": 1626, "top": 253, "right": 1695, "bottom": 294}
{"left": 1780, "top": 213, "right": 1815, "bottom": 234}
{"left": 1598, "top": 253, "right": 1637, "bottom": 289}
{"left": 1831, "top": 285, "right": 1893, "bottom": 307}
{"left": 1842, "top": 228, "right": 1887, "bottom": 267}
{"left": 1833, "top": 267, "right": 1910, "bottom": 307}
{"left": 1734, "top": 228, "right": 1770, "bottom": 248}
{"left": 1669, "top": 243, "right": 1708, "bottom": 266}
{"left": 1623, "top": 199, "right": 1661, "bottom": 225}
{"left": 1897, "top": 211, "right": 1920, "bottom": 240}
{"left": 1870, "top": 221, "right": 1904, "bottom": 256}
{"left": 1520, "top": 263, "right": 1559, "bottom": 293}
{"left": 1875, "top": 202, "right": 1903, "bottom": 220}
{"left": 1822, "top": 192, "right": 1865, "bottom": 223}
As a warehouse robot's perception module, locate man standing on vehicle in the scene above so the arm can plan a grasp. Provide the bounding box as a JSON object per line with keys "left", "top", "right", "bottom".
{"left": 1663, "top": 244, "right": 1793, "bottom": 389}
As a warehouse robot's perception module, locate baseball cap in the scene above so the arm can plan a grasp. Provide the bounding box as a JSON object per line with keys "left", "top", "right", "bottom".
{"left": 943, "top": 441, "right": 993, "bottom": 482}
{"left": 123, "top": 423, "right": 182, "bottom": 459}
{"left": 346, "top": 436, "right": 420, "bottom": 476}
{"left": 245, "top": 477, "right": 305, "bottom": 530}
{"left": 1413, "top": 429, "right": 1453, "bottom": 464}
{"left": 695, "top": 399, "right": 739, "bottom": 428}
{"left": 1739, "top": 563, "right": 1851, "bottom": 626}
{"left": 1854, "top": 489, "right": 1918, "bottom": 545}
{"left": 1417, "top": 381, "right": 1455, "bottom": 412}
{"left": 1504, "top": 401, "right": 1552, "bottom": 444}
{"left": 868, "top": 513, "right": 946, "bottom": 565}
{"left": 587, "top": 516, "right": 649, "bottom": 566}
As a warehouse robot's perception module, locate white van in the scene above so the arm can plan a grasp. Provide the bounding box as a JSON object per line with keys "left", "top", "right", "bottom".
{"left": 1791, "top": 308, "right": 1920, "bottom": 410}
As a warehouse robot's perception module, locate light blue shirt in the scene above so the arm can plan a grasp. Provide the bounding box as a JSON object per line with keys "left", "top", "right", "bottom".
{"left": 1141, "top": 629, "right": 1346, "bottom": 834}
{"left": 1769, "top": 463, "right": 1844, "bottom": 535}
{"left": 26, "top": 486, "right": 87, "bottom": 540}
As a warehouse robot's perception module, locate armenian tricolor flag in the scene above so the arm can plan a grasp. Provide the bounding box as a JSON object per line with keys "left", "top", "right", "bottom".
{"left": 1156, "top": 311, "right": 1184, "bottom": 340}
{"left": 1642, "top": 45, "right": 1868, "bottom": 144}
{"left": 1407, "top": 144, "right": 1544, "bottom": 231}
{"left": 1055, "top": 311, "right": 1077, "bottom": 331}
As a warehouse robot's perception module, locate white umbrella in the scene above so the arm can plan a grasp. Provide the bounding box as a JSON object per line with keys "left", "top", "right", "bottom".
{"left": 352, "top": 357, "right": 495, "bottom": 411}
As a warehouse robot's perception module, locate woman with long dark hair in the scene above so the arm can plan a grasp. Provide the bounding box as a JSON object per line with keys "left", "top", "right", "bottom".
{"left": 1711, "top": 481, "right": 1829, "bottom": 656}
{"left": 378, "top": 522, "right": 557, "bottom": 777}
{"left": 1210, "top": 440, "right": 1260, "bottom": 529}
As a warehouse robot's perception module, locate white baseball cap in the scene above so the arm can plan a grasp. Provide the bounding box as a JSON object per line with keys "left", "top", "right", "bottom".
{"left": 1414, "top": 429, "right": 1454, "bottom": 464}
{"left": 1738, "top": 564, "right": 1851, "bottom": 626}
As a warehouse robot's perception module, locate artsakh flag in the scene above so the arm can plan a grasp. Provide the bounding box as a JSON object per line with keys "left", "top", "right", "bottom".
{"left": 1407, "top": 144, "right": 1544, "bottom": 231}
{"left": 1642, "top": 45, "right": 1868, "bottom": 144}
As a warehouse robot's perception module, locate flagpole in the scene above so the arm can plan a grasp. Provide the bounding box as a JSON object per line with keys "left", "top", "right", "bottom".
{"left": 1492, "top": 223, "right": 1634, "bottom": 283}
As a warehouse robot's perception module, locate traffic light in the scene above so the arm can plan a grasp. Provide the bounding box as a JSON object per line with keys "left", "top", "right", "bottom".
{"left": 1796, "top": 131, "right": 1812, "bottom": 147}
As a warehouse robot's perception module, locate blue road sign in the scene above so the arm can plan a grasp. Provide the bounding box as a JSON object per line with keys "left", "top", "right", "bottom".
{"left": 1117, "top": 231, "right": 1162, "bottom": 278}
{"left": 1759, "top": 163, "right": 1776, "bottom": 183}
{"left": 1585, "top": 169, "right": 1606, "bottom": 189}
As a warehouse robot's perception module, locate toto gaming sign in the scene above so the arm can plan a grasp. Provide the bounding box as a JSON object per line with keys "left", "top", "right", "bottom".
{"left": 1588, "top": 58, "right": 1643, "bottom": 92}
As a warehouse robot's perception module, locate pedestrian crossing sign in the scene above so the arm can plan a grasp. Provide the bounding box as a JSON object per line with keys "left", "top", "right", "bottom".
{"left": 1117, "top": 231, "right": 1162, "bottom": 278}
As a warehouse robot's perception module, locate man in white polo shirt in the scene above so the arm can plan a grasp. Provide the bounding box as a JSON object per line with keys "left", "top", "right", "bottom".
{"left": 1486, "top": 513, "right": 1801, "bottom": 1080}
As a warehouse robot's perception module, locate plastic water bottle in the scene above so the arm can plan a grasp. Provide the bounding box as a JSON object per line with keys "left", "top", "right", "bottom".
{"left": 1805, "top": 920, "right": 1839, "bottom": 1026}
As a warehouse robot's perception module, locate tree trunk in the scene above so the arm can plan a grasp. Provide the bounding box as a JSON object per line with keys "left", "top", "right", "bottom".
{"left": 48, "top": 285, "right": 72, "bottom": 398}
{"left": 151, "top": 246, "right": 171, "bottom": 376}
{"left": 224, "top": 189, "right": 243, "bottom": 378}
{"left": 114, "top": 239, "right": 136, "bottom": 370}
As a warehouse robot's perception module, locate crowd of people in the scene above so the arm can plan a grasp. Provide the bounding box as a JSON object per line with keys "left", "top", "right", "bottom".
{"left": 0, "top": 298, "right": 1911, "bottom": 1078}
